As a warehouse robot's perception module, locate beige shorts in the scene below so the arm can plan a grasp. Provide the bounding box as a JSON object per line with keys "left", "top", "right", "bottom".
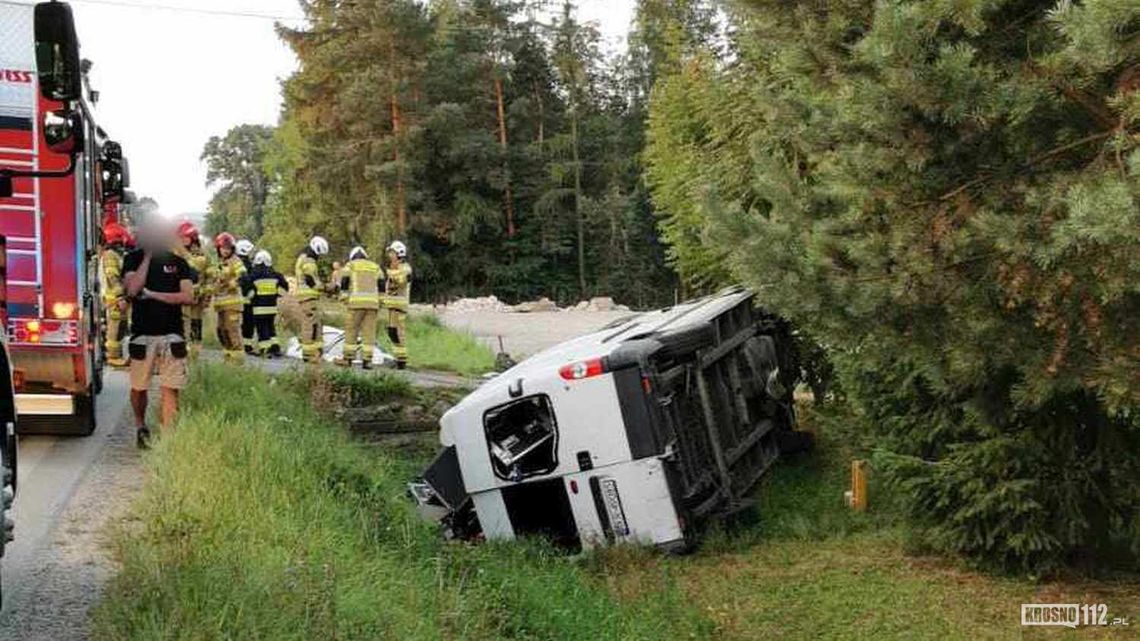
{"left": 129, "top": 335, "right": 189, "bottom": 391}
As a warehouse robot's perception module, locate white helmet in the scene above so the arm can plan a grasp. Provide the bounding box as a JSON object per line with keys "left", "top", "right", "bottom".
{"left": 235, "top": 239, "right": 255, "bottom": 257}
{"left": 349, "top": 245, "right": 367, "bottom": 260}
{"left": 387, "top": 240, "right": 407, "bottom": 259}
{"left": 253, "top": 250, "right": 272, "bottom": 267}
{"left": 309, "top": 235, "right": 329, "bottom": 256}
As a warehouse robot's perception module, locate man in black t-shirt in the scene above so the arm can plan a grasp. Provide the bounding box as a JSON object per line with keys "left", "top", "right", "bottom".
{"left": 122, "top": 219, "right": 195, "bottom": 448}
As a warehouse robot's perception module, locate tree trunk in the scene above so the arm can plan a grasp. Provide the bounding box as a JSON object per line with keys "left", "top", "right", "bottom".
{"left": 387, "top": 34, "right": 408, "bottom": 237}
{"left": 391, "top": 92, "right": 406, "bottom": 235}
{"left": 495, "top": 76, "right": 516, "bottom": 238}
{"left": 571, "top": 109, "right": 585, "bottom": 297}
{"left": 533, "top": 80, "right": 544, "bottom": 146}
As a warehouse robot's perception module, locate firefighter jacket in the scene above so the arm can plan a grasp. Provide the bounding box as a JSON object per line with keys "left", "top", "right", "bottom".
{"left": 174, "top": 245, "right": 209, "bottom": 301}
{"left": 186, "top": 250, "right": 210, "bottom": 302}
{"left": 294, "top": 251, "right": 321, "bottom": 302}
{"left": 100, "top": 246, "right": 126, "bottom": 305}
{"left": 241, "top": 265, "right": 289, "bottom": 316}
{"left": 212, "top": 255, "right": 246, "bottom": 310}
{"left": 384, "top": 261, "right": 413, "bottom": 312}
{"left": 339, "top": 258, "right": 383, "bottom": 310}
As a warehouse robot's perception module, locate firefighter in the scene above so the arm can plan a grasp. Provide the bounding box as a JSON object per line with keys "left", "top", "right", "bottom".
{"left": 235, "top": 239, "right": 256, "bottom": 354}
{"left": 294, "top": 235, "right": 330, "bottom": 363}
{"left": 241, "top": 250, "right": 288, "bottom": 357}
{"left": 100, "top": 221, "right": 133, "bottom": 368}
{"left": 176, "top": 222, "right": 209, "bottom": 358}
{"left": 336, "top": 246, "right": 383, "bottom": 369}
{"left": 382, "top": 240, "right": 412, "bottom": 370}
{"left": 212, "top": 233, "right": 247, "bottom": 363}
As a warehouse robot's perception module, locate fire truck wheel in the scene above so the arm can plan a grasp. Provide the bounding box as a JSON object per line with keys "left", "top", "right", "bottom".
{"left": 92, "top": 361, "right": 104, "bottom": 396}
{"left": 4, "top": 423, "right": 15, "bottom": 494}
{"left": 71, "top": 390, "right": 97, "bottom": 436}
{"left": 1, "top": 441, "right": 13, "bottom": 563}
{"left": 1, "top": 445, "right": 11, "bottom": 609}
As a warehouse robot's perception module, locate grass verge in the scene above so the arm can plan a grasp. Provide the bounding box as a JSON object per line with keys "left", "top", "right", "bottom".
{"left": 96, "top": 366, "right": 1139, "bottom": 640}
{"left": 279, "top": 299, "right": 495, "bottom": 376}
{"left": 93, "top": 363, "right": 709, "bottom": 640}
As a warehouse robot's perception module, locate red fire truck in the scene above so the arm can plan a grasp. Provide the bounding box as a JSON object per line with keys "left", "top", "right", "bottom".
{"left": 0, "top": 0, "right": 123, "bottom": 439}
{"left": 0, "top": 0, "right": 106, "bottom": 604}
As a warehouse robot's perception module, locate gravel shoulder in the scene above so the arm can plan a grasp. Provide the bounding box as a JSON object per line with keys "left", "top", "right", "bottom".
{"left": 437, "top": 309, "right": 635, "bottom": 358}
{"left": 0, "top": 373, "right": 140, "bottom": 641}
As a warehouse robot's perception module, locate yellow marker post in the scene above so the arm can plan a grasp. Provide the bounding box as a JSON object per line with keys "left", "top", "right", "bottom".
{"left": 850, "top": 459, "right": 868, "bottom": 511}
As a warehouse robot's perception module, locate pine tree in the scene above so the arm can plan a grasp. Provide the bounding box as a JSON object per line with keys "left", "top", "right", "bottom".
{"left": 648, "top": 0, "right": 1140, "bottom": 571}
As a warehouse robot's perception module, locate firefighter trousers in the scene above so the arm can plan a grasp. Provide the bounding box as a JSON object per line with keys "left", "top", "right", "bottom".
{"left": 298, "top": 299, "right": 322, "bottom": 363}
{"left": 242, "top": 304, "right": 255, "bottom": 353}
{"left": 386, "top": 309, "right": 407, "bottom": 367}
{"left": 105, "top": 300, "right": 128, "bottom": 366}
{"left": 254, "top": 314, "right": 280, "bottom": 356}
{"left": 183, "top": 304, "right": 204, "bottom": 358}
{"left": 216, "top": 307, "right": 245, "bottom": 363}
{"left": 340, "top": 308, "right": 377, "bottom": 364}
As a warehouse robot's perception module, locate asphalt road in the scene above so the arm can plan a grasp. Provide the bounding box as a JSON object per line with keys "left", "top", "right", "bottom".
{"left": 0, "top": 371, "right": 137, "bottom": 641}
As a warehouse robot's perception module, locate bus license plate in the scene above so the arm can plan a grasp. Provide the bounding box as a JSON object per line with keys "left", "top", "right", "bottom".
{"left": 600, "top": 478, "right": 629, "bottom": 537}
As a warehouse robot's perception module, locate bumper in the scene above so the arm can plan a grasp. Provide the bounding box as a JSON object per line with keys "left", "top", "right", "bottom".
{"left": 15, "top": 393, "right": 74, "bottom": 416}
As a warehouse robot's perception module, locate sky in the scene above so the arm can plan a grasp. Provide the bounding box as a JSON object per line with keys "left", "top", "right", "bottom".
{"left": 57, "top": 0, "right": 637, "bottom": 219}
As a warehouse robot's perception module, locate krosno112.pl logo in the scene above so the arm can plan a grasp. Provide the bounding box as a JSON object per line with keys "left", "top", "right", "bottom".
{"left": 1021, "top": 604, "right": 1129, "bottom": 628}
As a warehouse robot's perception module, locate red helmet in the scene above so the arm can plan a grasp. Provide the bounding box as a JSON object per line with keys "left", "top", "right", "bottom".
{"left": 177, "top": 221, "right": 199, "bottom": 242}
{"left": 103, "top": 222, "right": 129, "bottom": 246}
{"left": 214, "top": 232, "right": 236, "bottom": 251}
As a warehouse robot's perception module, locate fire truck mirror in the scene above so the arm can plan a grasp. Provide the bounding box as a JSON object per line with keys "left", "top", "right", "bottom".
{"left": 34, "top": 2, "right": 84, "bottom": 103}
{"left": 102, "top": 159, "right": 125, "bottom": 201}
{"left": 43, "top": 109, "right": 84, "bottom": 155}
{"left": 0, "top": 176, "right": 12, "bottom": 199}
{"left": 119, "top": 156, "right": 130, "bottom": 188}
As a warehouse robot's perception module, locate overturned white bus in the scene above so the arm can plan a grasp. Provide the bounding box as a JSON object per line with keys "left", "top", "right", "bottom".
{"left": 411, "top": 287, "right": 810, "bottom": 551}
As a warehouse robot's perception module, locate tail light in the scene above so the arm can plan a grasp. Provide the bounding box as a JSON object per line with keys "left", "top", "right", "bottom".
{"left": 558, "top": 357, "right": 607, "bottom": 381}
{"left": 10, "top": 318, "right": 78, "bottom": 345}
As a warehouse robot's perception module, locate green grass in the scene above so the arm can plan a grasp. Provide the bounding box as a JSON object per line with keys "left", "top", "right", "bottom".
{"left": 93, "top": 363, "right": 710, "bottom": 640}
{"left": 209, "top": 299, "right": 495, "bottom": 376}
{"left": 317, "top": 301, "right": 495, "bottom": 376}
{"left": 389, "top": 314, "right": 496, "bottom": 376}
{"left": 96, "top": 367, "right": 1139, "bottom": 640}
{"left": 611, "top": 406, "right": 1140, "bottom": 640}
{"left": 309, "top": 366, "right": 415, "bottom": 406}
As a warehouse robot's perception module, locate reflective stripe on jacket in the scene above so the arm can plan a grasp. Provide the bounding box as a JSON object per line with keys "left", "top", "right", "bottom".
{"left": 242, "top": 265, "right": 289, "bottom": 316}
{"left": 294, "top": 253, "right": 320, "bottom": 301}
{"left": 342, "top": 258, "right": 382, "bottom": 310}
{"left": 186, "top": 251, "right": 210, "bottom": 301}
{"left": 384, "top": 262, "right": 412, "bottom": 312}
{"left": 212, "top": 256, "right": 246, "bottom": 309}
